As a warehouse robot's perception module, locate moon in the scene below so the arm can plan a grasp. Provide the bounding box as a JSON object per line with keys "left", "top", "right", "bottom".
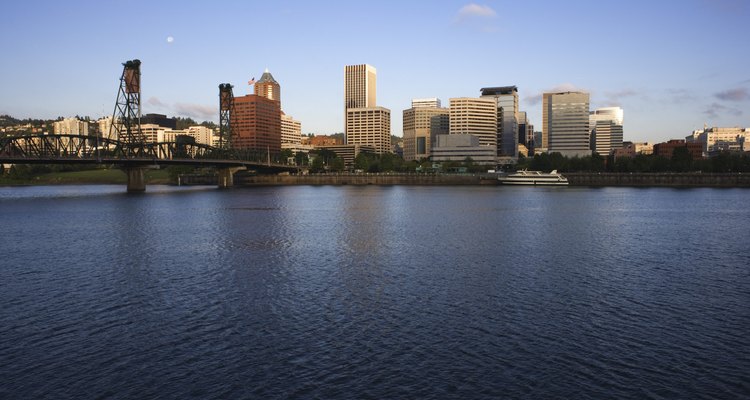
{"left": 166, "top": 36, "right": 174, "bottom": 44}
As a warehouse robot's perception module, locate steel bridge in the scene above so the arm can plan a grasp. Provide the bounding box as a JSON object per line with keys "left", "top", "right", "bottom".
{"left": 0, "top": 133, "right": 296, "bottom": 190}
{"left": 0, "top": 59, "right": 298, "bottom": 191}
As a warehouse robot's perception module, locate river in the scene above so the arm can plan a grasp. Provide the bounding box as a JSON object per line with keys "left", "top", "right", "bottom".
{"left": 1, "top": 185, "right": 748, "bottom": 399}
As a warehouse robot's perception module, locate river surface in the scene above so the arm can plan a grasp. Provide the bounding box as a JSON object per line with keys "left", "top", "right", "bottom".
{"left": 0, "top": 185, "right": 748, "bottom": 399}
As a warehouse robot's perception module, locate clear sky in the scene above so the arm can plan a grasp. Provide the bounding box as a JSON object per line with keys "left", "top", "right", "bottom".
{"left": 2, "top": 0, "right": 748, "bottom": 143}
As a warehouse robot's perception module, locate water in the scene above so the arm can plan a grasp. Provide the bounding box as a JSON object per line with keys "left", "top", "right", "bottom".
{"left": 1, "top": 184, "right": 748, "bottom": 399}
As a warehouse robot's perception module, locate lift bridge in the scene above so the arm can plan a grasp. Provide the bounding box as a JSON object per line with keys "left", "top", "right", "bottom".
{"left": 0, "top": 59, "right": 296, "bottom": 191}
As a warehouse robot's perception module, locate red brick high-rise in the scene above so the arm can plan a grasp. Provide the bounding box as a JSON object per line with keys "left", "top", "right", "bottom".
{"left": 231, "top": 70, "right": 282, "bottom": 153}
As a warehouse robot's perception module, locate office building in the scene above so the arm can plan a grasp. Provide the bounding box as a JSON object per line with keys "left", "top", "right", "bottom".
{"left": 229, "top": 70, "right": 284, "bottom": 152}
{"left": 543, "top": 91, "right": 591, "bottom": 157}
{"left": 685, "top": 126, "right": 750, "bottom": 155}
{"left": 344, "top": 64, "right": 376, "bottom": 109}
{"left": 319, "top": 144, "right": 376, "bottom": 168}
{"left": 590, "top": 107, "right": 624, "bottom": 155}
{"left": 344, "top": 64, "right": 391, "bottom": 153}
{"left": 653, "top": 139, "right": 703, "bottom": 159}
{"left": 449, "top": 97, "right": 497, "bottom": 148}
{"left": 412, "top": 98, "right": 441, "bottom": 109}
{"left": 518, "top": 111, "right": 534, "bottom": 151}
{"left": 232, "top": 94, "right": 282, "bottom": 152}
{"left": 430, "top": 134, "right": 496, "bottom": 164}
{"left": 53, "top": 117, "right": 89, "bottom": 135}
{"left": 402, "top": 100, "right": 449, "bottom": 161}
{"left": 480, "top": 86, "right": 519, "bottom": 158}
{"left": 255, "top": 69, "right": 280, "bottom": 102}
{"left": 346, "top": 107, "right": 391, "bottom": 154}
{"left": 281, "top": 113, "right": 302, "bottom": 146}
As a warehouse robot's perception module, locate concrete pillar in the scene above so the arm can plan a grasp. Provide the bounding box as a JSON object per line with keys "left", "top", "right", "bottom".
{"left": 218, "top": 166, "right": 246, "bottom": 188}
{"left": 125, "top": 167, "right": 147, "bottom": 192}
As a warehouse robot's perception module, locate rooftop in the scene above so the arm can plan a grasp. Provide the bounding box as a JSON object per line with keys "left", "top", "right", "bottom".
{"left": 480, "top": 86, "right": 518, "bottom": 95}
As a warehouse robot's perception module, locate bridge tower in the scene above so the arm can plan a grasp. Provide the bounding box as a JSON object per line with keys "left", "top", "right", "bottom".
{"left": 218, "top": 83, "right": 235, "bottom": 150}
{"left": 110, "top": 59, "right": 146, "bottom": 157}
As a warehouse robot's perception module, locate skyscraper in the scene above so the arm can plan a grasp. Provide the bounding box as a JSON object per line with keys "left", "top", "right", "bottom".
{"left": 344, "top": 64, "right": 390, "bottom": 153}
{"left": 346, "top": 107, "right": 391, "bottom": 154}
{"left": 232, "top": 70, "right": 283, "bottom": 152}
{"left": 344, "top": 64, "right": 376, "bottom": 109}
{"left": 403, "top": 100, "right": 449, "bottom": 161}
{"left": 518, "top": 111, "right": 535, "bottom": 151}
{"left": 449, "top": 97, "right": 497, "bottom": 148}
{"left": 590, "top": 107, "right": 624, "bottom": 155}
{"left": 254, "top": 69, "right": 280, "bottom": 102}
{"left": 543, "top": 91, "right": 591, "bottom": 157}
{"left": 480, "top": 86, "right": 519, "bottom": 158}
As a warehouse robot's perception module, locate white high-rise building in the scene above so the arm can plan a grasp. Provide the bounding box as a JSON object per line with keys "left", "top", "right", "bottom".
{"left": 590, "top": 107, "right": 624, "bottom": 155}
{"left": 53, "top": 117, "right": 89, "bottom": 135}
{"left": 281, "top": 113, "right": 302, "bottom": 145}
{"left": 344, "top": 64, "right": 376, "bottom": 109}
{"left": 686, "top": 126, "right": 750, "bottom": 154}
{"left": 344, "top": 64, "right": 391, "bottom": 153}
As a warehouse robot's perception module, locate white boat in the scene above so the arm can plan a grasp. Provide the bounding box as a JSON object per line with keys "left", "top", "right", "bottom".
{"left": 498, "top": 169, "right": 569, "bottom": 185}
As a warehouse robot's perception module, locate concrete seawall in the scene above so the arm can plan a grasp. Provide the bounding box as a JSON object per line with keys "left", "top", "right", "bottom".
{"left": 178, "top": 172, "right": 750, "bottom": 188}
{"left": 235, "top": 174, "right": 493, "bottom": 186}
{"left": 565, "top": 172, "right": 750, "bottom": 187}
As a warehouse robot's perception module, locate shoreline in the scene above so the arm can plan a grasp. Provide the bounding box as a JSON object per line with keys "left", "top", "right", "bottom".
{"left": 3, "top": 172, "right": 749, "bottom": 188}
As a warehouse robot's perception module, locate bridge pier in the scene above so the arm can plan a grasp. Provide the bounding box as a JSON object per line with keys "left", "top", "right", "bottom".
{"left": 123, "top": 165, "right": 159, "bottom": 192}
{"left": 218, "top": 166, "right": 246, "bottom": 188}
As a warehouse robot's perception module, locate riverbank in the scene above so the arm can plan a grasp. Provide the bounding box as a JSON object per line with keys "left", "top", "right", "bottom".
{"left": 178, "top": 172, "right": 750, "bottom": 187}
{"left": 4, "top": 170, "right": 749, "bottom": 188}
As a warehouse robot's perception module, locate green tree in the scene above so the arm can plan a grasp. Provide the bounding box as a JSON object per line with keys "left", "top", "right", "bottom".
{"left": 670, "top": 146, "right": 692, "bottom": 172}
{"left": 330, "top": 157, "right": 345, "bottom": 172}
{"left": 279, "top": 149, "right": 294, "bottom": 163}
{"left": 294, "top": 151, "right": 308, "bottom": 166}
{"left": 310, "top": 155, "right": 325, "bottom": 173}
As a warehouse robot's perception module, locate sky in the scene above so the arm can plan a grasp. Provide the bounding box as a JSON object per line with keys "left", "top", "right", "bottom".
{"left": 1, "top": 0, "right": 749, "bottom": 143}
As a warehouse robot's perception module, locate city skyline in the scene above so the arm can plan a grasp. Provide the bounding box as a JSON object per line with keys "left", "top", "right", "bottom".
{"left": 1, "top": 0, "right": 749, "bottom": 143}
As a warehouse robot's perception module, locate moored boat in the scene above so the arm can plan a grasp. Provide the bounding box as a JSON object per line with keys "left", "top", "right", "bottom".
{"left": 498, "top": 169, "right": 569, "bottom": 185}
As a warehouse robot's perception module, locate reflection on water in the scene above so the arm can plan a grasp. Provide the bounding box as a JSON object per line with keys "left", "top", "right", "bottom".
{"left": 1, "top": 185, "right": 748, "bottom": 399}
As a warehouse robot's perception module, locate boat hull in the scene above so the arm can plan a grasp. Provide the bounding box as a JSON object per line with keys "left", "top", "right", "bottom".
{"left": 497, "top": 170, "right": 569, "bottom": 185}
{"left": 499, "top": 179, "right": 568, "bottom": 185}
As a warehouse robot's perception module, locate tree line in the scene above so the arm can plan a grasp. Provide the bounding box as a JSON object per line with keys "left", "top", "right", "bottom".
{"left": 516, "top": 149, "right": 750, "bottom": 173}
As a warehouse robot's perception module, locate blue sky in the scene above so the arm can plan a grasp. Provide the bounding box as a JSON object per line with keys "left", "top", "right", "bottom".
{"left": 1, "top": 0, "right": 748, "bottom": 143}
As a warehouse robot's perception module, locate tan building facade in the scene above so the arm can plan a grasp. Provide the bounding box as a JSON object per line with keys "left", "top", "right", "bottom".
{"left": 281, "top": 113, "right": 302, "bottom": 146}
{"left": 344, "top": 64, "right": 376, "bottom": 109}
{"left": 255, "top": 69, "right": 280, "bottom": 102}
{"left": 686, "top": 127, "right": 750, "bottom": 154}
{"left": 449, "top": 97, "right": 497, "bottom": 148}
{"left": 402, "top": 105, "right": 449, "bottom": 161}
{"left": 346, "top": 107, "right": 391, "bottom": 154}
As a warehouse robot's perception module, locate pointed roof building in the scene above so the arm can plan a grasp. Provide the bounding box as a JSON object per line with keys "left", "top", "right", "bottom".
{"left": 254, "top": 68, "right": 280, "bottom": 102}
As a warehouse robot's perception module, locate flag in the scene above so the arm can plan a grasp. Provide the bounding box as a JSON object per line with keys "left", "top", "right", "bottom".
{"left": 248, "top": 77, "right": 256, "bottom": 85}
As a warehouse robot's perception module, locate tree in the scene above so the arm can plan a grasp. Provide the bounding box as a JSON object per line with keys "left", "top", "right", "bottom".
{"left": 670, "top": 146, "right": 692, "bottom": 172}
{"left": 310, "top": 155, "right": 325, "bottom": 173}
{"left": 330, "top": 157, "right": 345, "bottom": 172}
{"left": 294, "top": 151, "right": 308, "bottom": 166}
{"left": 279, "top": 149, "right": 294, "bottom": 164}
